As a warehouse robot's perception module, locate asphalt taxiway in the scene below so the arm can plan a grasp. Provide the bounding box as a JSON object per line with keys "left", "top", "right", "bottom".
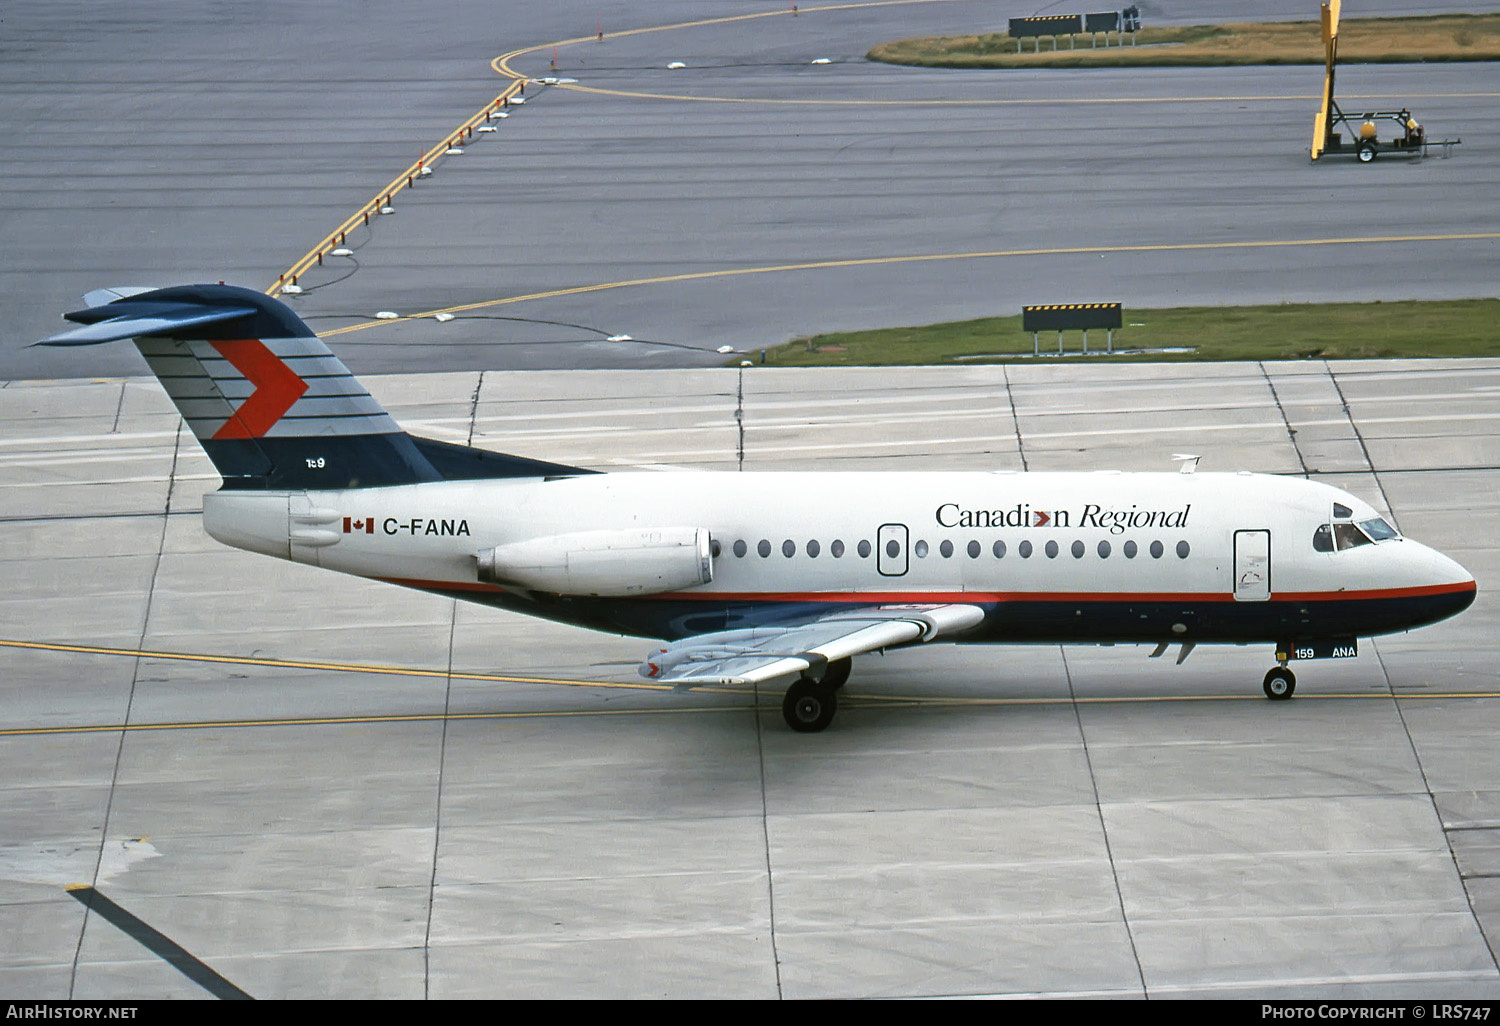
{"left": 3, "top": 360, "right": 1499, "bottom": 998}
{"left": 4, "top": 0, "right": 1498, "bottom": 377}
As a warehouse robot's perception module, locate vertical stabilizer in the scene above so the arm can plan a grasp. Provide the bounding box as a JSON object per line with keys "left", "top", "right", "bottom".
{"left": 37, "top": 284, "right": 593, "bottom": 489}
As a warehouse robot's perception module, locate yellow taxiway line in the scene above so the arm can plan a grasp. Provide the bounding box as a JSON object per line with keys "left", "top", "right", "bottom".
{"left": 490, "top": 0, "right": 940, "bottom": 81}
{"left": 3, "top": 638, "right": 1496, "bottom": 738}
{"left": 0, "top": 637, "right": 663, "bottom": 693}
{"left": 542, "top": 81, "right": 1500, "bottom": 108}
{"left": 315, "top": 230, "right": 1500, "bottom": 336}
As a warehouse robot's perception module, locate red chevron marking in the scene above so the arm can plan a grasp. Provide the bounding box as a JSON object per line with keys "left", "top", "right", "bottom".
{"left": 209, "top": 339, "right": 309, "bottom": 439}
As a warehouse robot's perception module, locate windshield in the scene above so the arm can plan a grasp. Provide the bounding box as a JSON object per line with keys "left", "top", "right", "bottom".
{"left": 1313, "top": 517, "right": 1399, "bottom": 553}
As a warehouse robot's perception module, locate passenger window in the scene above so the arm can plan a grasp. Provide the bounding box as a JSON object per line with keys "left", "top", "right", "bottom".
{"left": 993, "top": 540, "right": 1006, "bottom": 558}
{"left": 1176, "top": 540, "right": 1190, "bottom": 559}
{"left": 758, "top": 539, "right": 771, "bottom": 558}
{"left": 782, "top": 539, "right": 795, "bottom": 558}
{"left": 807, "top": 539, "right": 820, "bottom": 558}
{"left": 1123, "top": 540, "right": 1137, "bottom": 559}
{"left": 1071, "top": 540, "right": 1085, "bottom": 558}
{"left": 1045, "top": 540, "right": 1059, "bottom": 559}
{"left": 858, "top": 540, "right": 871, "bottom": 558}
{"left": 1313, "top": 525, "right": 1334, "bottom": 552}
{"left": 968, "top": 540, "right": 981, "bottom": 559}
{"left": 1150, "top": 540, "right": 1164, "bottom": 559}
{"left": 1098, "top": 540, "right": 1111, "bottom": 558}
{"left": 710, "top": 539, "right": 721, "bottom": 557}
{"left": 1019, "top": 540, "right": 1033, "bottom": 558}
{"left": 914, "top": 540, "right": 929, "bottom": 558}
{"left": 940, "top": 540, "right": 953, "bottom": 558}
{"left": 733, "top": 539, "right": 747, "bottom": 558}
{"left": 831, "top": 539, "right": 845, "bottom": 558}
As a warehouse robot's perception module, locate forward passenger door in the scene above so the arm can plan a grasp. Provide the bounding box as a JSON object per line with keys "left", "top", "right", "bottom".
{"left": 1233, "top": 529, "right": 1271, "bottom": 601}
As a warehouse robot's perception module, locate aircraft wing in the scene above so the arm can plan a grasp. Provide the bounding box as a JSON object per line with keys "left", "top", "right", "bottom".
{"left": 639, "top": 603, "right": 986, "bottom": 687}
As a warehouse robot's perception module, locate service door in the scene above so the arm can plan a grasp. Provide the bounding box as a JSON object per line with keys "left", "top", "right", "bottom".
{"left": 1233, "top": 529, "right": 1271, "bottom": 602}
{"left": 877, "top": 523, "right": 909, "bottom": 577}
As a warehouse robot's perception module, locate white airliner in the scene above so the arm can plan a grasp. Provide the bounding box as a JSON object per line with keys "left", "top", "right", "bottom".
{"left": 40, "top": 285, "right": 1476, "bottom": 731}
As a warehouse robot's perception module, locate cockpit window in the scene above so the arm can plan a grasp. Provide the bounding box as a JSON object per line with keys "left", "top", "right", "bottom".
{"left": 1333, "top": 502, "right": 1353, "bottom": 519}
{"left": 1315, "top": 522, "right": 1381, "bottom": 551}
{"left": 1333, "top": 523, "right": 1371, "bottom": 550}
{"left": 1360, "top": 517, "right": 1399, "bottom": 541}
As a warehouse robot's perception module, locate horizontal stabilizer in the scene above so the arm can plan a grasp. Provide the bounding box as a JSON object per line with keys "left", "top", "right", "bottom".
{"left": 36, "top": 303, "right": 257, "bottom": 346}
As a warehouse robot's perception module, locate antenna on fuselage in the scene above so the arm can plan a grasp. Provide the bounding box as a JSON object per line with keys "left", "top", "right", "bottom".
{"left": 1172, "top": 454, "right": 1201, "bottom": 474}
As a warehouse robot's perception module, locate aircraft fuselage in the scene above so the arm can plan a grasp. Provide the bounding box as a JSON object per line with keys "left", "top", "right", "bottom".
{"left": 203, "top": 469, "right": 1475, "bottom": 648}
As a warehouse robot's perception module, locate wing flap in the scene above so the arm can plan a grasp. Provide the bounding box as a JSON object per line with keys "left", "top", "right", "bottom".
{"left": 641, "top": 602, "right": 985, "bottom": 687}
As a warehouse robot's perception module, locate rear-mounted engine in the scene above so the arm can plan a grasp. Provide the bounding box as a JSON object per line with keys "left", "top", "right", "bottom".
{"left": 477, "top": 527, "right": 713, "bottom": 597}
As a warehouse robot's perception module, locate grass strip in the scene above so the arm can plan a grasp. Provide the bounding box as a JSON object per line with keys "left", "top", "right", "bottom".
{"left": 868, "top": 15, "right": 1500, "bottom": 69}
{"left": 762, "top": 299, "right": 1500, "bottom": 367}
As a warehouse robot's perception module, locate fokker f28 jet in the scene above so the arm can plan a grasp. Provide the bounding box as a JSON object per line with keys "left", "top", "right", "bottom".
{"left": 40, "top": 285, "right": 1476, "bottom": 732}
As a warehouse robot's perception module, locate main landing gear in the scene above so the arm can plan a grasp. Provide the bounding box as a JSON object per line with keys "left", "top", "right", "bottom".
{"left": 782, "top": 658, "right": 851, "bottom": 733}
{"left": 1263, "top": 665, "right": 1296, "bottom": 701}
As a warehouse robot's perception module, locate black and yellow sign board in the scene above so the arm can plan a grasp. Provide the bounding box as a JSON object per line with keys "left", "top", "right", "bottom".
{"left": 1022, "top": 303, "right": 1123, "bottom": 332}
{"left": 1008, "top": 15, "right": 1084, "bottom": 38}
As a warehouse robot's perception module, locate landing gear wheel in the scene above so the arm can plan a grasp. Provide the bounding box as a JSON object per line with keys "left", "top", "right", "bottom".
{"left": 1263, "top": 666, "right": 1296, "bottom": 701}
{"left": 820, "top": 658, "right": 852, "bottom": 692}
{"left": 1357, "top": 140, "right": 1377, "bottom": 162}
{"left": 783, "top": 677, "right": 837, "bottom": 733}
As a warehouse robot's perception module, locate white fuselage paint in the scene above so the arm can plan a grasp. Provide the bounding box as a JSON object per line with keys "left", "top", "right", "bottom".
{"left": 201, "top": 470, "right": 1473, "bottom": 644}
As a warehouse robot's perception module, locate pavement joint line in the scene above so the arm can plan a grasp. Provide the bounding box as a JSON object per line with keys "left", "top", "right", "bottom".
{"left": 1060, "top": 646, "right": 1149, "bottom": 996}
{"left": 314, "top": 232, "right": 1500, "bottom": 337}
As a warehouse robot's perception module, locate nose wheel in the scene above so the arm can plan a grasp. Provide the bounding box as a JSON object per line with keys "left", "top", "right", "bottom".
{"left": 1263, "top": 666, "right": 1296, "bottom": 700}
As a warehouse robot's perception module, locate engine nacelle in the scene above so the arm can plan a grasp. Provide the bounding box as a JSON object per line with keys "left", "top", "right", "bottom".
{"left": 477, "top": 527, "right": 713, "bottom": 597}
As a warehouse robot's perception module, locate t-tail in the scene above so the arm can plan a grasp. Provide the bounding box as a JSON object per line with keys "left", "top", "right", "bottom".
{"left": 37, "top": 284, "right": 592, "bottom": 489}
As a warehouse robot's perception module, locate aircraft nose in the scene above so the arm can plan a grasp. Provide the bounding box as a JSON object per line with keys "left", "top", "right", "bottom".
{"left": 1414, "top": 544, "right": 1476, "bottom": 623}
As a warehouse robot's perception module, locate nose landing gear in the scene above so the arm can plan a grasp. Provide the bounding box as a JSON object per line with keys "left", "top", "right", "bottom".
{"left": 1263, "top": 665, "right": 1296, "bottom": 700}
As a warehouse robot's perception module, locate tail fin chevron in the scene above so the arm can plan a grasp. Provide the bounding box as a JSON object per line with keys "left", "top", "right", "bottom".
{"left": 38, "top": 284, "right": 592, "bottom": 489}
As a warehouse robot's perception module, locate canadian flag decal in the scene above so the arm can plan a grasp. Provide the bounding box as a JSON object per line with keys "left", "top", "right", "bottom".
{"left": 343, "top": 517, "right": 375, "bottom": 534}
